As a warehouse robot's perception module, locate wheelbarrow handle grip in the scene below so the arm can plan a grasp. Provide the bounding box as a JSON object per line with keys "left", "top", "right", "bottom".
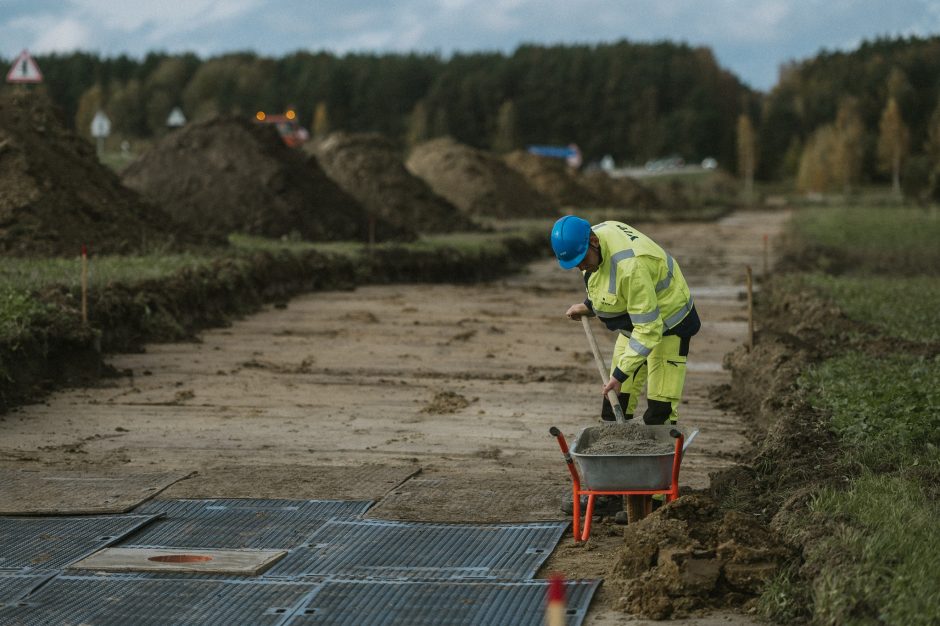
{"left": 669, "top": 428, "right": 682, "bottom": 439}
{"left": 550, "top": 426, "right": 581, "bottom": 489}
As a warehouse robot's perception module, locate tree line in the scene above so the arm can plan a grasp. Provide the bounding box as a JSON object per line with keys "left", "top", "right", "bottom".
{"left": 8, "top": 35, "right": 940, "bottom": 195}
{"left": 7, "top": 41, "right": 754, "bottom": 169}
{"left": 756, "top": 35, "right": 940, "bottom": 197}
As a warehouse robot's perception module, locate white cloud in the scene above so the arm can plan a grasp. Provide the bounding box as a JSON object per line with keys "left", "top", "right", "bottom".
{"left": 719, "top": 0, "right": 792, "bottom": 42}
{"left": 32, "top": 17, "right": 93, "bottom": 52}
{"left": 6, "top": 13, "right": 93, "bottom": 53}
{"left": 70, "top": 0, "right": 261, "bottom": 33}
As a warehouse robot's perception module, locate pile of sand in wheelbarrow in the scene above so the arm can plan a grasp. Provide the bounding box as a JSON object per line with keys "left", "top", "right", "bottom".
{"left": 503, "top": 150, "right": 604, "bottom": 209}
{"left": 576, "top": 422, "right": 676, "bottom": 455}
{"left": 122, "top": 117, "right": 412, "bottom": 242}
{"left": 309, "top": 132, "right": 478, "bottom": 233}
{"left": 0, "top": 91, "right": 186, "bottom": 257}
{"left": 406, "top": 137, "right": 556, "bottom": 219}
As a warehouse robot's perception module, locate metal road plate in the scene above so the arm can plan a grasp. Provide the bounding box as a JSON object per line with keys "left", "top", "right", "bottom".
{"left": 124, "top": 499, "right": 372, "bottom": 549}
{"left": 0, "top": 572, "right": 56, "bottom": 606}
{"left": 264, "top": 519, "right": 567, "bottom": 580}
{"left": 0, "top": 514, "right": 160, "bottom": 570}
{"left": 291, "top": 579, "right": 601, "bottom": 626}
{"left": 0, "top": 575, "right": 319, "bottom": 626}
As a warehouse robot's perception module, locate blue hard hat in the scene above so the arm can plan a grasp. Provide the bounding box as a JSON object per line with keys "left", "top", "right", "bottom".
{"left": 551, "top": 215, "right": 592, "bottom": 269}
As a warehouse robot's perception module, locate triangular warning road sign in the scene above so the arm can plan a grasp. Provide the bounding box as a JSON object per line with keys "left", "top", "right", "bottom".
{"left": 6, "top": 49, "right": 43, "bottom": 84}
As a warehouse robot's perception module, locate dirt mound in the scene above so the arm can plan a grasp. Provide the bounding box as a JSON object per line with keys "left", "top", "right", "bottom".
{"left": 0, "top": 90, "right": 185, "bottom": 257}
{"left": 712, "top": 279, "right": 845, "bottom": 518}
{"left": 611, "top": 495, "right": 792, "bottom": 619}
{"left": 308, "top": 132, "right": 477, "bottom": 233}
{"left": 122, "top": 117, "right": 412, "bottom": 242}
{"left": 422, "top": 391, "right": 472, "bottom": 414}
{"left": 503, "top": 151, "right": 602, "bottom": 208}
{"left": 580, "top": 171, "right": 664, "bottom": 212}
{"left": 406, "top": 138, "right": 556, "bottom": 218}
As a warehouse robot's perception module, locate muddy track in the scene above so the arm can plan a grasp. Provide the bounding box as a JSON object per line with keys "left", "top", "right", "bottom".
{"left": 0, "top": 210, "right": 789, "bottom": 623}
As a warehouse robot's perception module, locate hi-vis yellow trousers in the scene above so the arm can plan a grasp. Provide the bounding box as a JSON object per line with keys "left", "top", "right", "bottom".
{"left": 610, "top": 334, "right": 688, "bottom": 424}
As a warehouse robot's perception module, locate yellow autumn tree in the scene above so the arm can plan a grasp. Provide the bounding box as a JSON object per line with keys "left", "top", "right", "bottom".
{"left": 924, "top": 100, "right": 940, "bottom": 198}
{"left": 877, "top": 97, "right": 910, "bottom": 197}
{"left": 312, "top": 101, "right": 330, "bottom": 139}
{"left": 736, "top": 114, "right": 757, "bottom": 203}
{"left": 833, "top": 97, "right": 866, "bottom": 193}
{"left": 797, "top": 125, "right": 840, "bottom": 193}
{"left": 491, "top": 100, "right": 518, "bottom": 154}
{"left": 405, "top": 100, "right": 429, "bottom": 148}
{"left": 75, "top": 84, "right": 105, "bottom": 139}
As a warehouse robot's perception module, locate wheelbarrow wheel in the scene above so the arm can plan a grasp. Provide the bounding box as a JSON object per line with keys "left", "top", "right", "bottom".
{"left": 626, "top": 495, "right": 652, "bottom": 523}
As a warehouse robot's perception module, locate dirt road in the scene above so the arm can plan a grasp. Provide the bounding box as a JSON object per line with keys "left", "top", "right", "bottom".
{"left": 0, "top": 210, "right": 788, "bottom": 622}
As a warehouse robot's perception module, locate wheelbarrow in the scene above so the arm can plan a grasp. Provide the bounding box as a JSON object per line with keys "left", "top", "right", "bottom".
{"left": 550, "top": 424, "right": 698, "bottom": 542}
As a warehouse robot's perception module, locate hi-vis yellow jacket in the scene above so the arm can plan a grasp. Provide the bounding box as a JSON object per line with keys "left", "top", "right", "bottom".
{"left": 583, "top": 221, "right": 695, "bottom": 380}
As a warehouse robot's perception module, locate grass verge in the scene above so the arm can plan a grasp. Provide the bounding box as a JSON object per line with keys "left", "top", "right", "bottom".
{"left": 785, "top": 205, "right": 940, "bottom": 274}
{"left": 723, "top": 204, "right": 940, "bottom": 624}
{"left": 780, "top": 273, "right": 940, "bottom": 343}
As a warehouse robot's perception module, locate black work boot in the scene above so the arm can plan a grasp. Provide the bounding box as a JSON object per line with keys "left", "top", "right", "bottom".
{"left": 642, "top": 399, "right": 672, "bottom": 425}
{"left": 601, "top": 393, "right": 632, "bottom": 421}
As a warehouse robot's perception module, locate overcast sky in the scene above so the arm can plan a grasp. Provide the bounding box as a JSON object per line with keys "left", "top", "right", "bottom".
{"left": 3, "top": 0, "right": 939, "bottom": 91}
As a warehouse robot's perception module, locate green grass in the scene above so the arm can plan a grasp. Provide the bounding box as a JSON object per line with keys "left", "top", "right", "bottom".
{"left": 791, "top": 205, "right": 940, "bottom": 271}
{"left": 783, "top": 353, "right": 940, "bottom": 625}
{"left": 0, "top": 287, "right": 53, "bottom": 343}
{"left": 230, "top": 227, "right": 545, "bottom": 257}
{"left": 797, "top": 273, "right": 940, "bottom": 343}
{"left": 0, "top": 254, "right": 216, "bottom": 292}
{"left": 809, "top": 473, "right": 940, "bottom": 626}
{"left": 800, "top": 353, "right": 940, "bottom": 468}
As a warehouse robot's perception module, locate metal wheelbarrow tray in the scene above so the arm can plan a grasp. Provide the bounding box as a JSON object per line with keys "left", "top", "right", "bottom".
{"left": 570, "top": 424, "right": 699, "bottom": 491}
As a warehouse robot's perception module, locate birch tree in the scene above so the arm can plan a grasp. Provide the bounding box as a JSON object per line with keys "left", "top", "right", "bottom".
{"left": 877, "top": 97, "right": 910, "bottom": 198}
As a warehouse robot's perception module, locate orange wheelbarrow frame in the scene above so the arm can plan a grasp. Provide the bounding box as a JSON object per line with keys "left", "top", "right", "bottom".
{"left": 549, "top": 426, "right": 685, "bottom": 542}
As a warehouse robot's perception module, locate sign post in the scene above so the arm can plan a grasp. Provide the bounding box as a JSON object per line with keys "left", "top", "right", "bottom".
{"left": 90, "top": 110, "right": 111, "bottom": 156}
{"left": 5, "top": 49, "right": 43, "bottom": 84}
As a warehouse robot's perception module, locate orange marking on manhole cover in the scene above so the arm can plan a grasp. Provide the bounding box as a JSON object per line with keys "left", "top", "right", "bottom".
{"left": 148, "top": 554, "right": 213, "bottom": 563}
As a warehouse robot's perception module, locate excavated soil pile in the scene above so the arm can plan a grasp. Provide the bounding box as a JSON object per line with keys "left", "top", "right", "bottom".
{"left": 611, "top": 495, "right": 792, "bottom": 619}
{"left": 406, "top": 138, "right": 556, "bottom": 218}
{"left": 123, "top": 117, "right": 411, "bottom": 242}
{"left": 580, "top": 171, "right": 664, "bottom": 213}
{"left": 503, "top": 150, "right": 603, "bottom": 209}
{"left": 309, "top": 132, "right": 477, "bottom": 233}
{"left": 0, "top": 91, "right": 183, "bottom": 256}
{"left": 422, "top": 391, "right": 472, "bottom": 414}
{"left": 576, "top": 423, "right": 675, "bottom": 455}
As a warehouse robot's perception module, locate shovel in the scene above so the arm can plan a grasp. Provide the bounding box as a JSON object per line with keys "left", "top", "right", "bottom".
{"left": 580, "top": 316, "right": 626, "bottom": 423}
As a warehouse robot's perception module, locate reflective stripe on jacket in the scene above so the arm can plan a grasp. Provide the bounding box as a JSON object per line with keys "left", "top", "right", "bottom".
{"left": 583, "top": 221, "right": 694, "bottom": 381}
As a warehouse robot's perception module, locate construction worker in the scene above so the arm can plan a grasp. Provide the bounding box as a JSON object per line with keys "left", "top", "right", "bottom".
{"left": 552, "top": 215, "right": 700, "bottom": 424}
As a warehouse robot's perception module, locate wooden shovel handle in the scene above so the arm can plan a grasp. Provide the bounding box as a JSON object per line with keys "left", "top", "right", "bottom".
{"left": 580, "top": 316, "right": 626, "bottom": 423}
